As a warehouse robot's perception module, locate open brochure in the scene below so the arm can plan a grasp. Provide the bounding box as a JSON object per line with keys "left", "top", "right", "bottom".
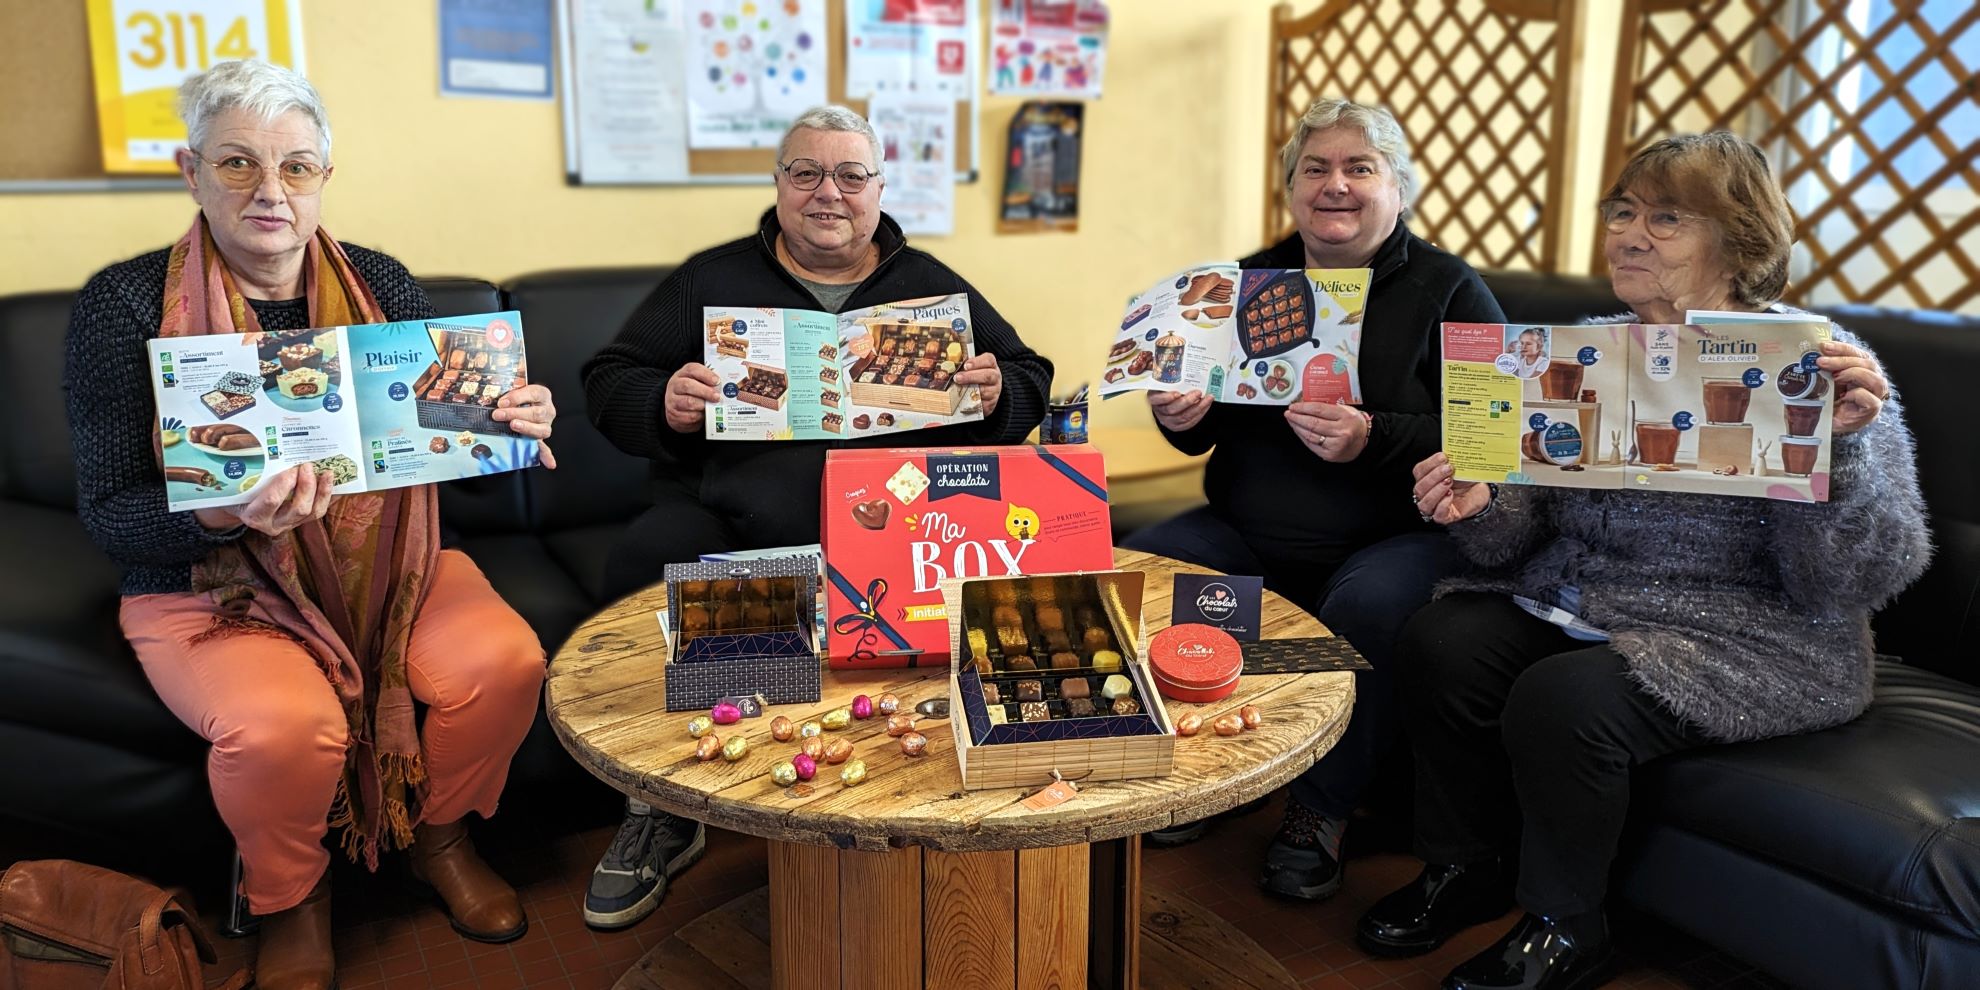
{"left": 1440, "top": 316, "right": 1835, "bottom": 502}
{"left": 702, "top": 294, "right": 986, "bottom": 440}
{"left": 147, "top": 311, "right": 542, "bottom": 511}
{"left": 1099, "top": 264, "right": 1372, "bottom": 404}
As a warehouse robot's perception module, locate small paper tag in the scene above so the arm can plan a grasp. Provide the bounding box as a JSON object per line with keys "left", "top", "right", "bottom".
{"left": 1020, "top": 778, "right": 1080, "bottom": 812}
{"left": 1171, "top": 574, "right": 1264, "bottom": 639}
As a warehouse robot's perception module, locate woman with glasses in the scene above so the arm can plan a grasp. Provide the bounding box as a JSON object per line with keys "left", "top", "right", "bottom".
{"left": 576, "top": 105, "right": 1051, "bottom": 931}
{"left": 63, "top": 61, "right": 552, "bottom": 990}
{"left": 1365, "top": 132, "right": 1929, "bottom": 990}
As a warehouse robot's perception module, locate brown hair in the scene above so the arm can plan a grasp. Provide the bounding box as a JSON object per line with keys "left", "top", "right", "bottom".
{"left": 1603, "top": 132, "right": 1795, "bottom": 307}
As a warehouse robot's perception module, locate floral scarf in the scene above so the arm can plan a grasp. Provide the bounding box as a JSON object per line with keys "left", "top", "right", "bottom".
{"left": 160, "top": 215, "right": 439, "bottom": 868}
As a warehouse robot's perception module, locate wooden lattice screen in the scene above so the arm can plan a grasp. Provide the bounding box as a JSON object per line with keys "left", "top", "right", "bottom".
{"left": 1264, "top": 0, "right": 1581, "bottom": 271}
{"left": 1605, "top": 0, "right": 1980, "bottom": 311}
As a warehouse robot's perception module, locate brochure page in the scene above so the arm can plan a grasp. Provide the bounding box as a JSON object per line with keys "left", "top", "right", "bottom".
{"left": 1442, "top": 320, "right": 1834, "bottom": 502}
{"left": 1099, "top": 264, "right": 1371, "bottom": 405}
{"left": 704, "top": 293, "right": 986, "bottom": 440}
{"left": 147, "top": 312, "right": 542, "bottom": 510}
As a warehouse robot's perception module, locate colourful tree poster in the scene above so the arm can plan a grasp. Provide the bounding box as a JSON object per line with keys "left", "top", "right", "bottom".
{"left": 684, "top": 0, "right": 828, "bottom": 149}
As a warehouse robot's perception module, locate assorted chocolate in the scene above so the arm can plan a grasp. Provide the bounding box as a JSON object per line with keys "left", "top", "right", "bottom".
{"left": 734, "top": 363, "right": 790, "bottom": 410}
{"left": 408, "top": 325, "right": 526, "bottom": 434}
{"left": 199, "top": 369, "right": 261, "bottom": 419}
{"left": 850, "top": 320, "right": 967, "bottom": 394}
{"left": 672, "top": 573, "right": 804, "bottom": 647}
{"left": 1239, "top": 273, "right": 1315, "bottom": 360}
{"left": 961, "top": 574, "right": 1151, "bottom": 726}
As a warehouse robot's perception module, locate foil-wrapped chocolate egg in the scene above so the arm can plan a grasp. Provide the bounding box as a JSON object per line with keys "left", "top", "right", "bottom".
{"left": 1239, "top": 705, "right": 1262, "bottom": 730}
{"left": 822, "top": 708, "right": 853, "bottom": 731}
{"left": 899, "top": 731, "right": 928, "bottom": 757}
{"left": 825, "top": 738, "right": 855, "bottom": 764}
{"left": 721, "top": 736, "right": 749, "bottom": 761}
{"left": 851, "top": 695, "right": 875, "bottom": 720}
{"left": 1176, "top": 713, "right": 1203, "bottom": 737}
{"left": 710, "top": 702, "right": 743, "bottom": 725}
{"left": 885, "top": 714, "right": 917, "bottom": 737}
{"left": 687, "top": 716, "right": 715, "bottom": 739}
{"left": 799, "top": 720, "right": 824, "bottom": 739}
{"left": 792, "top": 753, "right": 818, "bottom": 781}
{"left": 876, "top": 693, "right": 902, "bottom": 716}
{"left": 695, "top": 735, "right": 723, "bottom": 760}
{"left": 1213, "top": 714, "right": 1246, "bottom": 736}
{"left": 770, "top": 762, "right": 799, "bottom": 787}
{"left": 840, "top": 759, "right": 869, "bottom": 786}
{"left": 770, "top": 716, "right": 796, "bottom": 742}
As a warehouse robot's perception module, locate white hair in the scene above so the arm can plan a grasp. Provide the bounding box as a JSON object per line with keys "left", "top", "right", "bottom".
{"left": 777, "top": 105, "right": 883, "bottom": 170}
{"left": 1279, "top": 98, "right": 1415, "bottom": 213}
{"left": 178, "top": 60, "right": 332, "bottom": 160}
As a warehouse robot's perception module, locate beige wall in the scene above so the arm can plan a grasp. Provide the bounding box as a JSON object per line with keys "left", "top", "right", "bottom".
{"left": 0, "top": 1, "right": 1294, "bottom": 433}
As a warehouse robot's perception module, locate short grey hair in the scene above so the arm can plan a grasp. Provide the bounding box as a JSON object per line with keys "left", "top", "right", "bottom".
{"left": 178, "top": 60, "right": 332, "bottom": 160}
{"left": 1279, "top": 98, "right": 1415, "bottom": 212}
{"left": 777, "top": 105, "right": 883, "bottom": 170}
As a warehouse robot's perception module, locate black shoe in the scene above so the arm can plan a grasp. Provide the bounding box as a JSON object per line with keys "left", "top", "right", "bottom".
{"left": 1146, "top": 796, "right": 1269, "bottom": 848}
{"left": 1443, "top": 912, "right": 1614, "bottom": 990}
{"left": 1356, "top": 861, "right": 1513, "bottom": 958}
{"left": 1259, "top": 813, "right": 1346, "bottom": 901}
{"left": 583, "top": 802, "right": 706, "bottom": 930}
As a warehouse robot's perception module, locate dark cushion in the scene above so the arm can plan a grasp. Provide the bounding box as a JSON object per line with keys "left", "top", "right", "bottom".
{"left": 1638, "top": 662, "right": 1980, "bottom": 940}
{"left": 0, "top": 291, "right": 80, "bottom": 509}
{"left": 449, "top": 532, "right": 597, "bottom": 656}
{"left": 503, "top": 267, "right": 671, "bottom": 534}
{"left": 1479, "top": 270, "right": 1621, "bottom": 326}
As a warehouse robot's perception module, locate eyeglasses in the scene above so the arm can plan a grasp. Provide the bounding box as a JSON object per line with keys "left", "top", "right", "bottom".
{"left": 778, "top": 159, "right": 879, "bottom": 193}
{"left": 197, "top": 153, "right": 331, "bottom": 194}
{"left": 1600, "top": 199, "right": 1708, "bottom": 239}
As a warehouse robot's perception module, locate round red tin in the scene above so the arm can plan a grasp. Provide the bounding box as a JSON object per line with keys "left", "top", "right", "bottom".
{"left": 1149, "top": 623, "right": 1243, "bottom": 703}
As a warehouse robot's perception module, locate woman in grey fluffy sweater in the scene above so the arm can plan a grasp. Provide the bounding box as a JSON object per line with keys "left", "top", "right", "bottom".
{"left": 1358, "top": 134, "right": 1932, "bottom": 990}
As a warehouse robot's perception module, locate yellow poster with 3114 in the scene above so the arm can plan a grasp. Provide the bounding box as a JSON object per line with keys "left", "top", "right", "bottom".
{"left": 85, "top": 0, "right": 305, "bottom": 174}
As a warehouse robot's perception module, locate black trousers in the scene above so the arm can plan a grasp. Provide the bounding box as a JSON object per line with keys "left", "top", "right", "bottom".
{"left": 1397, "top": 592, "right": 1713, "bottom": 917}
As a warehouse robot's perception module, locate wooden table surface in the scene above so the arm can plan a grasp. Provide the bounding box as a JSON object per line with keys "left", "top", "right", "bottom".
{"left": 546, "top": 548, "right": 1353, "bottom": 854}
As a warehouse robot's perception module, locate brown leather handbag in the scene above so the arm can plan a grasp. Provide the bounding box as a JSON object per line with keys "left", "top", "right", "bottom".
{"left": 0, "top": 860, "right": 248, "bottom": 990}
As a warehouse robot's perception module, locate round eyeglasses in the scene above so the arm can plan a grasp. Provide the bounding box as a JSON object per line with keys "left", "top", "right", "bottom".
{"left": 198, "top": 153, "right": 331, "bottom": 194}
{"left": 779, "top": 158, "right": 879, "bottom": 193}
{"left": 1600, "top": 199, "right": 1708, "bottom": 239}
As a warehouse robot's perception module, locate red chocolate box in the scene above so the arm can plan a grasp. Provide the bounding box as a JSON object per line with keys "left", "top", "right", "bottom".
{"left": 821, "top": 445, "right": 1114, "bottom": 668}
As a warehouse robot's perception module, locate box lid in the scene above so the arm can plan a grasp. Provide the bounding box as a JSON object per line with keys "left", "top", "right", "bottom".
{"left": 1148, "top": 624, "right": 1242, "bottom": 690}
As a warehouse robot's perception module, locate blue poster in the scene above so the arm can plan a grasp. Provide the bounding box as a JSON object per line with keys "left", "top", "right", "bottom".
{"left": 440, "top": 0, "right": 555, "bottom": 100}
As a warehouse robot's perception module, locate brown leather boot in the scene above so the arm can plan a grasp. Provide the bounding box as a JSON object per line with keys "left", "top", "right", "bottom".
{"left": 409, "top": 818, "right": 527, "bottom": 943}
{"left": 254, "top": 872, "right": 336, "bottom": 990}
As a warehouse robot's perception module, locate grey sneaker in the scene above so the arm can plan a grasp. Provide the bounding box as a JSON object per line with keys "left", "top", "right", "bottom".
{"left": 583, "top": 801, "right": 706, "bottom": 930}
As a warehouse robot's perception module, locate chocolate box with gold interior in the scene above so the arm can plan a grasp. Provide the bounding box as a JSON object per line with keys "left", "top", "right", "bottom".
{"left": 845, "top": 315, "right": 971, "bottom": 415}
{"left": 942, "top": 571, "right": 1175, "bottom": 790}
{"left": 662, "top": 555, "right": 821, "bottom": 711}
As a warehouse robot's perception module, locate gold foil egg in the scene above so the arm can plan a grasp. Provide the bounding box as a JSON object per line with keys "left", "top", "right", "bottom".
{"left": 721, "top": 736, "right": 749, "bottom": 762}
{"left": 687, "top": 716, "right": 714, "bottom": 738}
{"left": 840, "top": 759, "right": 869, "bottom": 786}
{"left": 821, "top": 708, "right": 853, "bottom": 731}
{"left": 770, "top": 762, "right": 799, "bottom": 787}
{"left": 799, "top": 720, "right": 824, "bottom": 738}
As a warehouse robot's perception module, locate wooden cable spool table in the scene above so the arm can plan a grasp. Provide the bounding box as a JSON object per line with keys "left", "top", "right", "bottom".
{"left": 546, "top": 549, "right": 1353, "bottom": 990}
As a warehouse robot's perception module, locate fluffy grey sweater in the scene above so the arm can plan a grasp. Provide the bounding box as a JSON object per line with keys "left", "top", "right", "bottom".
{"left": 1442, "top": 315, "right": 1932, "bottom": 742}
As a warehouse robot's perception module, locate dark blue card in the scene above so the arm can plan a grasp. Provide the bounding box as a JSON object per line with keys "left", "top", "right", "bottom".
{"left": 1170, "top": 574, "right": 1264, "bottom": 639}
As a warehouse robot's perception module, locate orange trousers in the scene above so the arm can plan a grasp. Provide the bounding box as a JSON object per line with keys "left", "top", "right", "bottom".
{"left": 120, "top": 549, "right": 545, "bottom": 914}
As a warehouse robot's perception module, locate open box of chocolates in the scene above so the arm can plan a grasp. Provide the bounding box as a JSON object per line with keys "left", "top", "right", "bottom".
{"left": 409, "top": 321, "right": 528, "bottom": 434}
{"left": 735, "top": 363, "right": 790, "bottom": 411}
{"left": 943, "top": 570, "right": 1174, "bottom": 790}
{"left": 1237, "top": 270, "right": 1317, "bottom": 360}
{"left": 846, "top": 318, "right": 969, "bottom": 415}
{"left": 662, "top": 555, "right": 822, "bottom": 711}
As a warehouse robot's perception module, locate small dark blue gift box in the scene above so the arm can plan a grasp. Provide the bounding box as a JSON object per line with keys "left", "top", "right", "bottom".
{"left": 662, "top": 556, "right": 822, "bottom": 711}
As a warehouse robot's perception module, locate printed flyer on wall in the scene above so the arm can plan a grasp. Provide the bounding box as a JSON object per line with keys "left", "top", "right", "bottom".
{"left": 1440, "top": 319, "right": 1835, "bottom": 502}
{"left": 1098, "top": 264, "right": 1372, "bottom": 405}
{"left": 702, "top": 293, "right": 986, "bottom": 439}
{"left": 147, "top": 312, "right": 543, "bottom": 511}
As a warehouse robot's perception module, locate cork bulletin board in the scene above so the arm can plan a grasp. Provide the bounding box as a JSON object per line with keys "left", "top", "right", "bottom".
{"left": 558, "top": 0, "right": 980, "bottom": 185}
{"left": 0, "top": 4, "right": 177, "bottom": 190}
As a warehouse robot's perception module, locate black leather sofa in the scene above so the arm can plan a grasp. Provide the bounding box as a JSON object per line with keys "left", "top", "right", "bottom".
{"left": 4, "top": 265, "right": 1976, "bottom": 987}
{"left": 0, "top": 266, "right": 671, "bottom": 878}
{"left": 1481, "top": 271, "right": 1980, "bottom": 990}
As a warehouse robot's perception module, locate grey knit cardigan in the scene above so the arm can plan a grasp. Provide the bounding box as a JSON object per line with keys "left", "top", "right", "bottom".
{"left": 1441, "top": 313, "right": 1932, "bottom": 743}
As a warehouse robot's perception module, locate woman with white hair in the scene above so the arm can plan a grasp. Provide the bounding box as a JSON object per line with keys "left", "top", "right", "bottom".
{"left": 1126, "top": 98, "right": 1506, "bottom": 897}
{"left": 578, "top": 105, "right": 1052, "bottom": 930}
{"left": 64, "top": 61, "right": 555, "bottom": 989}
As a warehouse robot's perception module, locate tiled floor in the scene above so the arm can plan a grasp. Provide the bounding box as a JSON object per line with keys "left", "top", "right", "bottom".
{"left": 173, "top": 793, "right": 1781, "bottom": 989}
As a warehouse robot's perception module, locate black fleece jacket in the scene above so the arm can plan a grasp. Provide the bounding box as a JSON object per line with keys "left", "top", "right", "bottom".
{"left": 582, "top": 209, "right": 1053, "bottom": 547}
{"left": 1158, "top": 222, "right": 1505, "bottom": 569}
